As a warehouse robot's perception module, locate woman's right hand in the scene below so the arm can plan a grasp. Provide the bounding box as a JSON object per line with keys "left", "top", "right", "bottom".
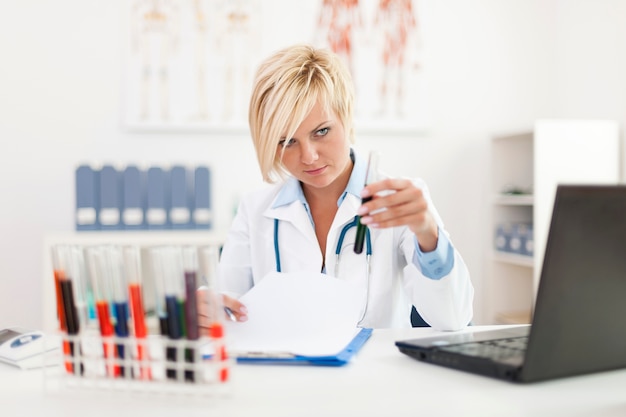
{"left": 198, "top": 291, "right": 249, "bottom": 336}
{"left": 222, "top": 294, "right": 248, "bottom": 322}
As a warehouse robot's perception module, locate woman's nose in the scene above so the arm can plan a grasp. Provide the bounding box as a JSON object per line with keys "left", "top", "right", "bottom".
{"left": 300, "top": 141, "right": 319, "bottom": 165}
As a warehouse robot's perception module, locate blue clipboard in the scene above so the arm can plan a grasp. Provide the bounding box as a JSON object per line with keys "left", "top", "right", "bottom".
{"left": 233, "top": 328, "right": 373, "bottom": 367}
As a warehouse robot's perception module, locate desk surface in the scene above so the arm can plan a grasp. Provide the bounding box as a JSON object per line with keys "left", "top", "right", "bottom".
{"left": 2, "top": 326, "right": 625, "bottom": 417}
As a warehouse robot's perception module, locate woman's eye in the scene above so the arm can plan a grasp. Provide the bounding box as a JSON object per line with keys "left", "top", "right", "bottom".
{"left": 280, "top": 138, "right": 295, "bottom": 148}
{"left": 316, "top": 127, "right": 329, "bottom": 136}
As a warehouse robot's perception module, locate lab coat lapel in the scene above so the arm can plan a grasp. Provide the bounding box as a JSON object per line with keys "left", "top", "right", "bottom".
{"left": 263, "top": 201, "right": 317, "bottom": 247}
{"left": 325, "top": 193, "right": 361, "bottom": 261}
{"left": 335, "top": 193, "right": 361, "bottom": 226}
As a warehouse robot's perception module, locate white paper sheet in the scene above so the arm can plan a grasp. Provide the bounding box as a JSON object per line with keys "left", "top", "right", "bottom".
{"left": 223, "top": 271, "right": 364, "bottom": 357}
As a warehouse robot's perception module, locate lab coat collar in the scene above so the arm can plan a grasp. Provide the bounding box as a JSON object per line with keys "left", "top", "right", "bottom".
{"left": 263, "top": 149, "right": 367, "bottom": 238}
{"left": 265, "top": 177, "right": 314, "bottom": 241}
{"left": 270, "top": 148, "right": 366, "bottom": 210}
{"left": 343, "top": 149, "right": 367, "bottom": 203}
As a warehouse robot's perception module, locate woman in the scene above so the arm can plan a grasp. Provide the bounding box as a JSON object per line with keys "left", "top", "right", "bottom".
{"left": 215, "top": 44, "right": 473, "bottom": 329}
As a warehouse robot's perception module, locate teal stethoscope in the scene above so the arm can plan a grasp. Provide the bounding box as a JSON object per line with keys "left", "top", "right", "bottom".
{"left": 273, "top": 215, "right": 372, "bottom": 322}
{"left": 273, "top": 216, "right": 372, "bottom": 275}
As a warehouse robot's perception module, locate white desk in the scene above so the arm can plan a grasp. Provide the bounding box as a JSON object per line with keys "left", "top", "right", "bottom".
{"left": 2, "top": 326, "right": 625, "bottom": 417}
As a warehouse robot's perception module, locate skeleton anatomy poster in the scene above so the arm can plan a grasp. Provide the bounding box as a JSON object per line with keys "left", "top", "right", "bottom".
{"left": 124, "top": 0, "right": 426, "bottom": 134}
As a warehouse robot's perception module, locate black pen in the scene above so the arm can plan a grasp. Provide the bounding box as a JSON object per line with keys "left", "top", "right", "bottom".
{"left": 355, "top": 152, "right": 379, "bottom": 254}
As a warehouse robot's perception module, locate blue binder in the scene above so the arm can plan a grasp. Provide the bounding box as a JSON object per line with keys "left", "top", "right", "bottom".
{"left": 193, "top": 166, "right": 212, "bottom": 229}
{"left": 121, "top": 165, "right": 145, "bottom": 230}
{"left": 98, "top": 165, "right": 122, "bottom": 230}
{"left": 231, "top": 328, "right": 373, "bottom": 367}
{"left": 169, "top": 165, "right": 191, "bottom": 229}
{"left": 75, "top": 164, "right": 99, "bottom": 231}
{"left": 146, "top": 166, "right": 169, "bottom": 230}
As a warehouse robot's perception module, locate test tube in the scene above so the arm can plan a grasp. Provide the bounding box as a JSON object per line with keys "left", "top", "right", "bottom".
{"left": 355, "top": 151, "right": 380, "bottom": 254}
{"left": 161, "top": 246, "right": 185, "bottom": 380}
{"left": 197, "top": 245, "right": 219, "bottom": 326}
{"left": 182, "top": 246, "right": 199, "bottom": 382}
{"left": 51, "top": 245, "right": 72, "bottom": 374}
{"left": 68, "top": 245, "right": 92, "bottom": 331}
{"left": 105, "top": 245, "right": 131, "bottom": 378}
{"left": 199, "top": 244, "right": 229, "bottom": 383}
{"left": 151, "top": 246, "right": 169, "bottom": 336}
{"left": 123, "top": 245, "right": 150, "bottom": 380}
{"left": 165, "top": 246, "right": 185, "bottom": 334}
{"left": 85, "top": 245, "right": 117, "bottom": 377}
{"left": 149, "top": 246, "right": 169, "bottom": 381}
{"left": 183, "top": 246, "right": 199, "bottom": 341}
{"left": 52, "top": 244, "right": 83, "bottom": 375}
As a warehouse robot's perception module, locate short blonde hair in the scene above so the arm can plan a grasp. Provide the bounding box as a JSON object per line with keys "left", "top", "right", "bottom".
{"left": 248, "top": 44, "right": 355, "bottom": 183}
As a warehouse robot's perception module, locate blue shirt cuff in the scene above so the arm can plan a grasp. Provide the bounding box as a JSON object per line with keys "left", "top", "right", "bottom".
{"left": 413, "top": 228, "right": 455, "bottom": 280}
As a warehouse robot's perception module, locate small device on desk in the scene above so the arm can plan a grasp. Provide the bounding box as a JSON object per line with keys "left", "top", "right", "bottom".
{"left": 0, "top": 327, "right": 58, "bottom": 369}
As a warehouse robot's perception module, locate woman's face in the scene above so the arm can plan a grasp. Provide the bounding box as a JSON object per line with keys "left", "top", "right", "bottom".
{"left": 277, "top": 101, "right": 352, "bottom": 192}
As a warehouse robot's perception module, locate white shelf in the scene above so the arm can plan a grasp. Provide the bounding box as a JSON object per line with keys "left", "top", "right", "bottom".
{"left": 44, "top": 230, "right": 228, "bottom": 246}
{"left": 485, "top": 120, "right": 620, "bottom": 325}
{"left": 492, "top": 194, "right": 534, "bottom": 206}
{"left": 492, "top": 251, "right": 534, "bottom": 267}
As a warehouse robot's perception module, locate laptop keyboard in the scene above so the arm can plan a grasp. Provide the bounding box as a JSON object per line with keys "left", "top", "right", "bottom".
{"left": 439, "top": 336, "right": 528, "bottom": 360}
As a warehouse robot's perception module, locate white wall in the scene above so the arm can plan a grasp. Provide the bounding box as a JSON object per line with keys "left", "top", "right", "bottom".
{"left": 0, "top": 0, "right": 624, "bottom": 330}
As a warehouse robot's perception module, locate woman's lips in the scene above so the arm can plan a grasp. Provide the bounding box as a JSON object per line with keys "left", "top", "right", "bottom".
{"left": 304, "top": 166, "right": 327, "bottom": 176}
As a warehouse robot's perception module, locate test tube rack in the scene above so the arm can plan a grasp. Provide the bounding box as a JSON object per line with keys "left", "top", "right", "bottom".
{"left": 45, "top": 329, "right": 231, "bottom": 396}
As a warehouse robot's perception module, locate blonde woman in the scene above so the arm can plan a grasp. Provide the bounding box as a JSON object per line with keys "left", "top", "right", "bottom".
{"left": 213, "top": 44, "right": 473, "bottom": 329}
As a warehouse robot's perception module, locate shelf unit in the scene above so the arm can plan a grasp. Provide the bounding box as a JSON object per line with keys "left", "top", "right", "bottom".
{"left": 42, "top": 230, "right": 227, "bottom": 333}
{"left": 488, "top": 131, "right": 535, "bottom": 324}
{"left": 486, "top": 120, "right": 620, "bottom": 324}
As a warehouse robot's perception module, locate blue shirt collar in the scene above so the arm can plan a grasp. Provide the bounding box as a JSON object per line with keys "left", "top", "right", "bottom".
{"left": 272, "top": 148, "right": 366, "bottom": 209}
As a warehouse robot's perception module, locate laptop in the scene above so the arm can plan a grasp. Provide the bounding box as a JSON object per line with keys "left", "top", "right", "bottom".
{"left": 396, "top": 185, "right": 626, "bottom": 383}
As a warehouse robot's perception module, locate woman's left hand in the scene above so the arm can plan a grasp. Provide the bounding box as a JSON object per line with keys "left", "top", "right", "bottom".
{"left": 357, "top": 178, "right": 438, "bottom": 252}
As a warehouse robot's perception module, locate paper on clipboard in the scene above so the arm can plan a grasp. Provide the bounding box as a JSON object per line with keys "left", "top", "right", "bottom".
{"left": 224, "top": 271, "right": 364, "bottom": 357}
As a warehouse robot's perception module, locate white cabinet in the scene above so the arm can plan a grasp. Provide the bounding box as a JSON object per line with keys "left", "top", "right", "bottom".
{"left": 42, "top": 230, "right": 227, "bottom": 333}
{"left": 486, "top": 120, "right": 620, "bottom": 324}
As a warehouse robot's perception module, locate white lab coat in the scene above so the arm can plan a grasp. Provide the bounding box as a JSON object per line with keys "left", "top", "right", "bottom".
{"left": 218, "top": 178, "right": 474, "bottom": 330}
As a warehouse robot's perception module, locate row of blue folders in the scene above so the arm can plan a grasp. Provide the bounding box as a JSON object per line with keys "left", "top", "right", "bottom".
{"left": 75, "top": 164, "right": 213, "bottom": 231}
